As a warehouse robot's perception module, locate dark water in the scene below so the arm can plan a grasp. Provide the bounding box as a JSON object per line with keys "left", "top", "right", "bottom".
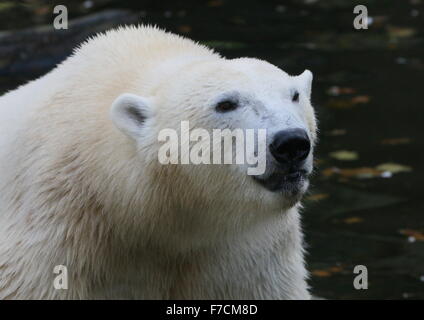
{"left": 0, "top": 0, "right": 423, "bottom": 299}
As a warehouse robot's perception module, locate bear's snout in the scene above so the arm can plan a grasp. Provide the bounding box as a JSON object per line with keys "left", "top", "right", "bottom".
{"left": 269, "top": 129, "right": 311, "bottom": 167}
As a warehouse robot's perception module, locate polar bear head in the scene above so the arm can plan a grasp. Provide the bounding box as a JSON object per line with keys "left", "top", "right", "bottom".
{"left": 110, "top": 58, "right": 317, "bottom": 240}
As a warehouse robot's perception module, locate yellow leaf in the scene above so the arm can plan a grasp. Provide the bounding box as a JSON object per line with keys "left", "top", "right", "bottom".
{"left": 387, "top": 26, "right": 416, "bottom": 39}
{"left": 326, "top": 95, "right": 370, "bottom": 109}
{"left": 399, "top": 229, "right": 424, "bottom": 241}
{"left": 322, "top": 163, "right": 412, "bottom": 180}
{"left": 375, "top": 163, "right": 412, "bottom": 174}
{"left": 329, "top": 150, "right": 359, "bottom": 161}
{"left": 351, "top": 95, "right": 370, "bottom": 104}
{"left": 322, "top": 167, "right": 381, "bottom": 179}
{"left": 311, "top": 266, "right": 344, "bottom": 278}
{"left": 343, "top": 217, "right": 363, "bottom": 224}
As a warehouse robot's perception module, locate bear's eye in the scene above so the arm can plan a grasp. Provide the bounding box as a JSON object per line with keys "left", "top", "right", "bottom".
{"left": 215, "top": 100, "right": 238, "bottom": 113}
{"left": 292, "top": 91, "right": 300, "bottom": 103}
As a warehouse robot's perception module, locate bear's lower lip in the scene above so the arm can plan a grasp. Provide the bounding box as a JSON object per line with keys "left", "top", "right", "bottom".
{"left": 252, "top": 170, "right": 307, "bottom": 193}
{"left": 285, "top": 171, "right": 302, "bottom": 181}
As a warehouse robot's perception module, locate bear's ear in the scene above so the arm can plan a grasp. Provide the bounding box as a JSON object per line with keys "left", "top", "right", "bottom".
{"left": 110, "top": 93, "right": 154, "bottom": 140}
{"left": 296, "top": 69, "right": 313, "bottom": 98}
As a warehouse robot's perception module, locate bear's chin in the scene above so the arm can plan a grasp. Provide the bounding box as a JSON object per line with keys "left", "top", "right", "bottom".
{"left": 252, "top": 171, "right": 309, "bottom": 207}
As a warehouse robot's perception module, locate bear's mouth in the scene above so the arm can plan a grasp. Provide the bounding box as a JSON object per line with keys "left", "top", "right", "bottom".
{"left": 252, "top": 169, "right": 309, "bottom": 193}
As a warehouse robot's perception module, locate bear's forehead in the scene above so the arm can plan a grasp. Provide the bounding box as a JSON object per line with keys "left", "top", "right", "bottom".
{"left": 211, "top": 59, "right": 293, "bottom": 91}
{"left": 227, "top": 58, "right": 289, "bottom": 78}
{"left": 196, "top": 60, "right": 292, "bottom": 95}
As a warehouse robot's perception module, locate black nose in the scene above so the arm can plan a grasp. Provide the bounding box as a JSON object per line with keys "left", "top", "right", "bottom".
{"left": 270, "top": 129, "right": 311, "bottom": 165}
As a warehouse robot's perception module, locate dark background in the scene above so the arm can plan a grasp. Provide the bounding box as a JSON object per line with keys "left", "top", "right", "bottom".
{"left": 0, "top": 0, "right": 423, "bottom": 299}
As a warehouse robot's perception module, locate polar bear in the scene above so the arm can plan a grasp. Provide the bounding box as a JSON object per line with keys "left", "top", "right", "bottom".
{"left": 0, "top": 26, "right": 317, "bottom": 299}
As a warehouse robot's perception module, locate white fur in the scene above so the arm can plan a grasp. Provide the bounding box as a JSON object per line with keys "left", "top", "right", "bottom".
{"left": 0, "top": 26, "right": 316, "bottom": 299}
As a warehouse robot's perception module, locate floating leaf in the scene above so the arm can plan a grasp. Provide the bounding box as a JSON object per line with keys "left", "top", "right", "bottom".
{"left": 329, "top": 150, "right": 359, "bottom": 161}
{"left": 375, "top": 163, "right": 412, "bottom": 174}
{"left": 0, "top": 2, "right": 15, "bottom": 11}
{"left": 311, "top": 266, "right": 344, "bottom": 278}
{"left": 381, "top": 138, "right": 411, "bottom": 145}
{"left": 326, "top": 99, "right": 354, "bottom": 109}
{"left": 307, "top": 193, "right": 329, "bottom": 201}
{"left": 322, "top": 167, "right": 381, "bottom": 179}
{"left": 326, "top": 129, "right": 347, "bottom": 136}
{"left": 351, "top": 95, "right": 370, "bottom": 104}
{"left": 34, "top": 5, "right": 50, "bottom": 16}
{"left": 328, "top": 266, "right": 343, "bottom": 273}
{"left": 322, "top": 163, "right": 412, "bottom": 180}
{"left": 311, "top": 270, "right": 332, "bottom": 277}
{"left": 177, "top": 25, "right": 192, "bottom": 34}
{"left": 370, "top": 15, "right": 389, "bottom": 28}
{"left": 327, "top": 86, "right": 356, "bottom": 96}
{"left": 399, "top": 229, "right": 424, "bottom": 241}
{"left": 207, "top": 0, "right": 224, "bottom": 7}
{"left": 326, "top": 95, "right": 370, "bottom": 109}
{"left": 343, "top": 217, "right": 363, "bottom": 224}
{"left": 387, "top": 25, "right": 416, "bottom": 39}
